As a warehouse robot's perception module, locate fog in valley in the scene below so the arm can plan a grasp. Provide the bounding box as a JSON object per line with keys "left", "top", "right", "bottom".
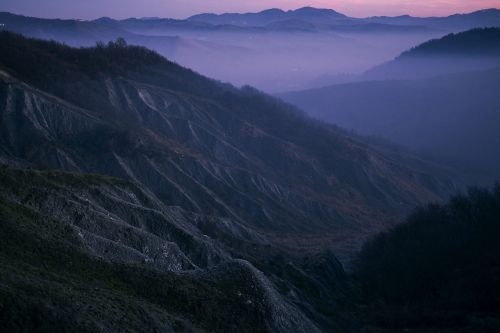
{"left": 121, "top": 29, "right": 442, "bottom": 92}
{"left": 1, "top": 5, "right": 500, "bottom": 332}
{"left": 281, "top": 27, "right": 500, "bottom": 182}
{"left": 2, "top": 8, "right": 499, "bottom": 180}
{"left": 0, "top": 10, "right": 456, "bottom": 92}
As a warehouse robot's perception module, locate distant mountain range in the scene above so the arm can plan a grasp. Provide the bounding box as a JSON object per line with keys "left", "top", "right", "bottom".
{"left": 364, "top": 8, "right": 500, "bottom": 30}
{"left": 0, "top": 4, "right": 498, "bottom": 330}
{"left": 188, "top": 7, "right": 346, "bottom": 28}
{"left": 2, "top": 7, "right": 500, "bottom": 35}
{"left": 186, "top": 7, "right": 500, "bottom": 32}
{"left": 280, "top": 28, "right": 500, "bottom": 181}
{"left": 0, "top": 11, "right": 244, "bottom": 54}
{"left": 91, "top": 8, "right": 431, "bottom": 34}
{"left": 2, "top": 8, "right": 500, "bottom": 92}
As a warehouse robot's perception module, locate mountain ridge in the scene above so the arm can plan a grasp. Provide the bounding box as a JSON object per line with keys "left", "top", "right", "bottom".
{"left": 0, "top": 28, "right": 482, "bottom": 333}
{"left": 3, "top": 9, "right": 499, "bottom": 92}
{"left": 0, "top": 165, "right": 329, "bottom": 332}
{"left": 0, "top": 31, "right": 462, "bottom": 261}
{"left": 4, "top": 7, "right": 500, "bottom": 34}
{"left": 279, "top": 28, "right": 500, "bottom": 182}
{"left": 365, "top": 27, "right": 500, "bottom": 80}
{"left": 187, "top": 7, "right": 347, "bottom": 26}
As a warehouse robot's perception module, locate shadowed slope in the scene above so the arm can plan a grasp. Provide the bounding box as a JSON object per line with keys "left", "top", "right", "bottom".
{"left": 0, "top": 32, "right": 461, "bottom": 263}
{"left": 365, "top": 28, "right": 500, "bottom": 80}
{"left": 354, "top": 185, "right": 500, "bottom": 331}
{"left": 0, "top": 166, "right": 326, "bottom": 332}
{"left": 280, "top": 29, "right": 500, "bottom": 181}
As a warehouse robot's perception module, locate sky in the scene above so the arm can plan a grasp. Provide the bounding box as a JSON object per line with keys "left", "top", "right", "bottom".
{"left": 1, "top": 0, "right": 500, "bottom": 20}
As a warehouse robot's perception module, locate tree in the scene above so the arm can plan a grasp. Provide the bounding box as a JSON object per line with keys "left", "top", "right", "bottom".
{"left": 115, "top": 37, "right": 127, "bottom": 48}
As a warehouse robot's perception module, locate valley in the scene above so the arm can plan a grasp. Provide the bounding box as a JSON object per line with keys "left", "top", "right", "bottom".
{"left": 0, "top": 4, "right": 499, "bottom": 332}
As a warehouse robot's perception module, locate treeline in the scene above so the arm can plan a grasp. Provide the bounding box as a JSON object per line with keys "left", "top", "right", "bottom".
{"left": 0, "top": 30, "right": 346, "bottom": 153}
{"left": 354, "top": 184, "right": 500, "bottom": 332}
{"left": 0, "top": 31, "right": 169, "bottom": 82}
{"left": 0, "top": 31, "right": 239, "bottom": 112}
{"left": 400, "top": 27, "right": 500, "bottom": 58}
{"left": 0, "top": 31, "right": 222, "bottom": 120}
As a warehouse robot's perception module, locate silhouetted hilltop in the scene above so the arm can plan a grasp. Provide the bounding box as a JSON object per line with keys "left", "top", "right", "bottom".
{"left": 188, "top": 7, "right": 346, "bottom": 26}
{"left": 2, "top": 9, "right": 499, "bottom": 92}
{"left": 400, "top": 27, "right": 500, "bottom": 58}
{"left": 280, "top": 67, "right": 500, "bottom": 182}
{"left": 365, "top": 27, "right": 500, "bottom": 80}
{"left": 0, "top": 31, "right": 165, "bottom": 79}
{"left": 365, "top": 8, "right": 500, "bottom": 30}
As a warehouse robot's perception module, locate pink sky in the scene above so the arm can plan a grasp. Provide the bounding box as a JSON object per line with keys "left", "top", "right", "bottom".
{"left": 1, "top": 0, "right": 500, "bottom": 19}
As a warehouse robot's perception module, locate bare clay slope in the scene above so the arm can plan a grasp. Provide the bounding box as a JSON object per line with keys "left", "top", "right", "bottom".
{"left": 0, "top": 166, "right": 325, "bottom": 332}
{"left": 0, "top": 32, "right": 460, "bottom": 260}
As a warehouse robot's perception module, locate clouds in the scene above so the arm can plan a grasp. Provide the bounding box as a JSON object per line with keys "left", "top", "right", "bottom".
{"left": 1, "top": 0, "right": 499, "bottom": 19}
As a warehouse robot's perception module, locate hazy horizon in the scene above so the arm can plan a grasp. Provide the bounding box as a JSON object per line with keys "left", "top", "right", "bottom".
{"left": 1, "top": 0, "right": 500, "bottom": 20}
{"left": 1, "top": 1, "right": 499, "bottom": 332}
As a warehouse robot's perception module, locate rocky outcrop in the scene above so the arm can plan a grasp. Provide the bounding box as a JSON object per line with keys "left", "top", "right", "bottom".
{"left": 0, "top": 33, "right": 464, "bottom": 331}
{"left": 0, "top": 166, "right": 326, "bottom": 332}
{"left": 0, "top": 55, "right": 460, "bottom": 262}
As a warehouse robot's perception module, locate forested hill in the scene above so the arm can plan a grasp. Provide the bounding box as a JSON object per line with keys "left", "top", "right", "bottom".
{"left": 399, "top": 27, "right": 500, "bottom": 58}
{"left": 0, "top": 32, "right": 460, "bottom": 254}
{"left": 354, "top": 184, "right": 500, "bottom": 332}
{"left": 0, "top": 31, "right": 465, "bottom": 331}
{"left": 364, "top": 27, "right": 500, "bottom": 80}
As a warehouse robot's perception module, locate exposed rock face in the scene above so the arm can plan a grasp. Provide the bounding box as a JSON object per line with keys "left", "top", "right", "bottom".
{"left": 0, "top": 167, "right": 336, "bottom": 332}
{"left": 0, "top": 33, "right": 460, "bottom": 260}
{"left": 0, "top": 32, "right": 462, "bottom": 331}
{"left": 0, "top": 167, "right": 229, "bottom": 271}
{"left": 0, "top": 166, "right": 325, "bottom": 332}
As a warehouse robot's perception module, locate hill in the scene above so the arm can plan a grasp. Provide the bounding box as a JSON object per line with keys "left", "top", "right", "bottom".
{"left": 280, "top": 67, "right": 500, "bottom": 182}
{"left": 365, "top": 8, "right": 500, "bottom": 30}
{"left": 365, "top": 28, "right": 500, "bottom": 80}
{"left": 2, "top": 9, "right": 499, "bottom": 93}
{"left": 281, "top": 28, "right": 500, "bottom": 180}
{"left": 354, "top": 184, "right": 500, "bottom": 332}
{"left": 0, "top": 32, "right": 465, "bottom": 330}
{"left": 187, "top": 7, "right": 500, "bottom": 31}
{"left": 400, "top": 27, "right": 500, "bottom": 56}
{"left": 188, "top": 7, "right": 346, "bottom": 27}
{"left": 5, "top": 10, "right": 495, "bottom": 93}
{"left": 0, "top": 31, "right": 461, "bottom": 258}
{"left": 0, "top": 166, "right": 326, "bottom": 332}
{"left": 0, "top": 11, "right": 244, "bottom": 69}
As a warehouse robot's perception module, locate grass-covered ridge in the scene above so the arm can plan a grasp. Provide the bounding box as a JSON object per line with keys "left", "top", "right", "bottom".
{"left": 0, "top": 166, "right": 301, "bottom": 332}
